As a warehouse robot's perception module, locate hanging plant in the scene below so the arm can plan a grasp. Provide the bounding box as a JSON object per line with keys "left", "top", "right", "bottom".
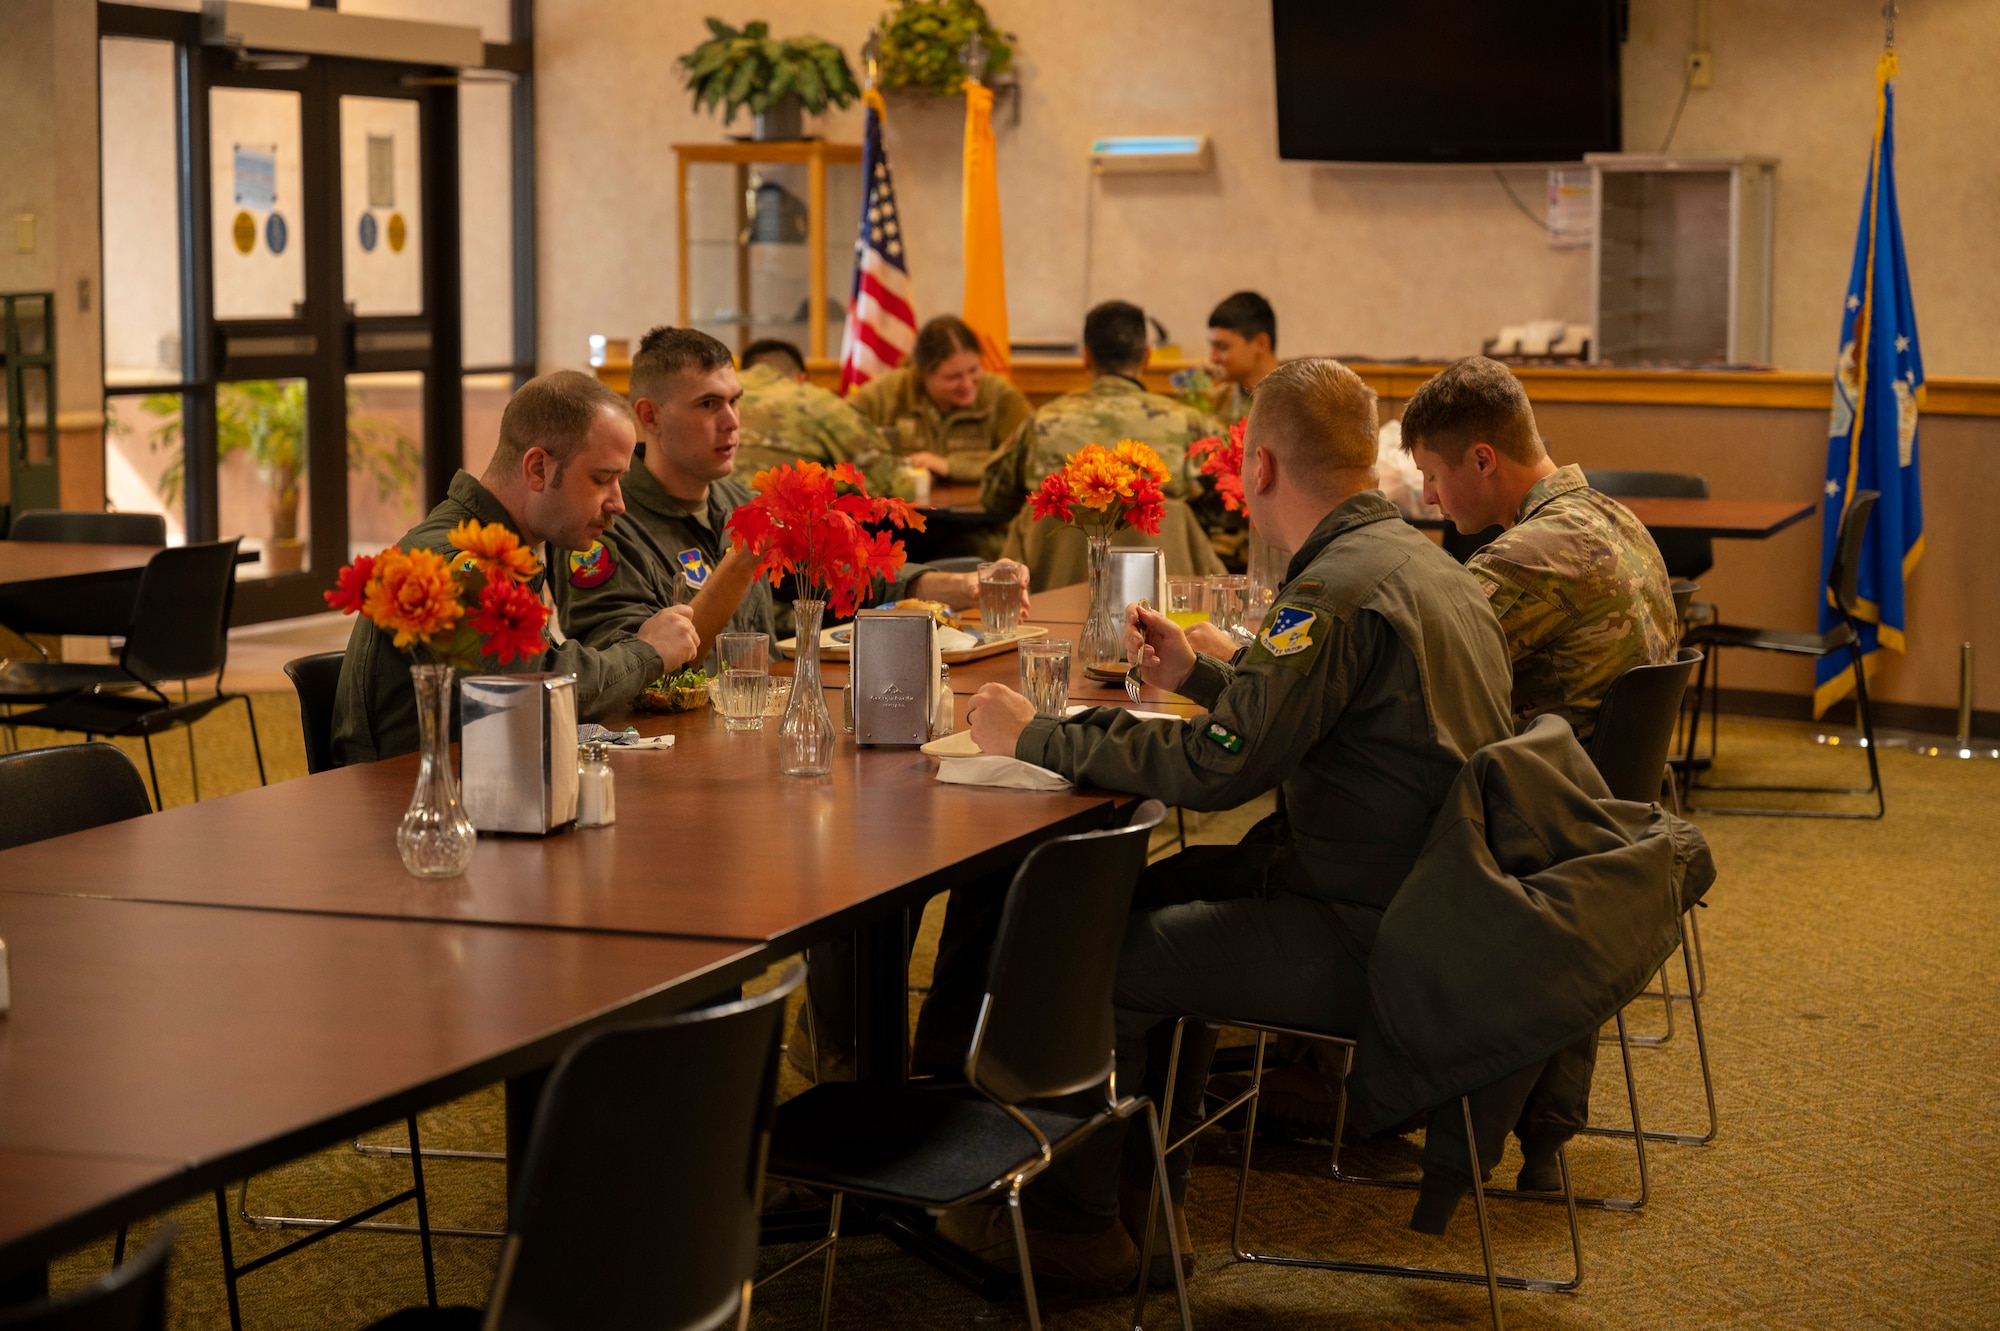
{"left": 678, "top": 19, "right": 861, "bottom": 126}
{"left": 876, "top": 0, "right": 1015, "bottom": 95}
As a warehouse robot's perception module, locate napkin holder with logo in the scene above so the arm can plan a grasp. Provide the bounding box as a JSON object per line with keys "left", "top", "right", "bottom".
{"left": 460, "top": 673, "right": 579, "bottom": 834}
{"left": 851, "top": 609, "right": 938, "bottom": 747}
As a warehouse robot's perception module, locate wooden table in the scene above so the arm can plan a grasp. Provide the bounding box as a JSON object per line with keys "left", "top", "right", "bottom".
{"left": 0, "top": 891, "right": 755, "bottom": 1279}
{"left": 0, "top": 541, "right": 262, "bottom": 639}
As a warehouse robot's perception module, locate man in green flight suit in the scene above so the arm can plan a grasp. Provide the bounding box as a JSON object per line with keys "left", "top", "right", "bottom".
{"left": 330, "top": 370, "right": 703, "bottom": 765}
{"left": 733, "top": 338, "right": 905, "bottom": 499}
{"left": 934, "top": 358, "right": 1517, "bottom": 1291}
{"left": 979, "top": 299, "right": 1226, "bottom": 516}
{"left": 560, "top": 326, "right": 1017, "bottom": 669}
{"left": 1401, "top": 356, "right": 1678, "bottom": 745}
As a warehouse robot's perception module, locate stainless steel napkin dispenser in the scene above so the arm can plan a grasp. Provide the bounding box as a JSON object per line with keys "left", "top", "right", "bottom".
{"left": 460, "top": 673, "right": 580, "bottom": 834}
{"left": 1108, "top": 548, "right": 1167, "bottom": 620}
{"left": 851, "top": 609, "right": 937, "bottom": 746}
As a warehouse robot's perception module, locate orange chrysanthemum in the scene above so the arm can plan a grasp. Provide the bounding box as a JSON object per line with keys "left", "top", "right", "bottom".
{"left": 361, "top": 546, "right": 466, "bottom": 650}
{"left": 1027, "top": 440, "right": 1169, "bottom": 537}
{"left": 448, "top": 519, "right": 540, "bottom": 584}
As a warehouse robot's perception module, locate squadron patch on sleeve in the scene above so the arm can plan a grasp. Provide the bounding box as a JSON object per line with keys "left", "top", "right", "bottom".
{"left": 1205, "top": 722, "right": 1245, "bottom": 754}
{"left": 567, "top": 539, "right": 617, "bottom": 589}
{"left": 675, "top": 548, "right": 712, "bottom": 589}
{"left": 1249, "top": 603, "right": 1327, "bottom": 672}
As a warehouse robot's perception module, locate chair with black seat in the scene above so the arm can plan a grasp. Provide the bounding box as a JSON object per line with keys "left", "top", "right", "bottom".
{"left": 8, "top": 510, "right": 168, "bottom": 547}
{"left": 362, "top": 963, "right": 803, "bottom": 1331}
{"left": 1683, "top": 490, "right": 1884, "bottom": 818}
{"left": 1580, "top": 648, "right": 1718, "bottom": 1149}
{"left": 284, "top": 652, "right": 347, "bottom": 775}
{"left": 1, "top": 540, "right": 265, "bottom": 809}
{"left": 762, "top": 801, "right": 1188, "bottom": 1331}
{"left": 0, "top": 1225, "right": 175, "bottom": 1331}
{"left": 0, "top": 743, "right": 152, "bottom": 851}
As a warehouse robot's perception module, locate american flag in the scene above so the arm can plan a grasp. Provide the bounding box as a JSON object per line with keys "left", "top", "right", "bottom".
{"left": 837, "top": 91, "right": 917, "bottom": 395}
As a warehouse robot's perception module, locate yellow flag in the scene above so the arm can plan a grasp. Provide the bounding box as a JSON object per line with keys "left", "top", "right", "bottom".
{"left": 960, "top": 80, "right": 1010, "bottom": 374}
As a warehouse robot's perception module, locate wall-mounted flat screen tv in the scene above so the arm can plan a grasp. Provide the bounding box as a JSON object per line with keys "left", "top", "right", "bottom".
{"left": 1272, "top": 1, "right": 1625, "bottom": 163}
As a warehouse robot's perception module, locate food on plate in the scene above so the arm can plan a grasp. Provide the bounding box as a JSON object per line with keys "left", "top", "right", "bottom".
{"left": 892, "top": 598, "right": 961, "bottom": 630}
{"left": 635, "top": 664, "right": 712, "bottom": 713}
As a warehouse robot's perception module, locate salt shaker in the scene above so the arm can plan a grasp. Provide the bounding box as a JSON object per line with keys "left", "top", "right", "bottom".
{"left": 576, "top": 742, "right": 616, "bottom": 828}
{"left": 933, "top": 665, "right": 954, "bottom": 738}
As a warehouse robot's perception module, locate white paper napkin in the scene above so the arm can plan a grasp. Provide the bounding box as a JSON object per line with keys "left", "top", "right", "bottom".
{"left": 937, "top": 626, "right": 981, "bottom": 653}
{"left": 934, "top": 754, "right": 1074, "bottom": 791}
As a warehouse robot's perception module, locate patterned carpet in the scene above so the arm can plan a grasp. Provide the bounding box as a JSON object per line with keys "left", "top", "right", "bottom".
{"left": 25, "top": 700, "right": 2000, "bottom": 1329}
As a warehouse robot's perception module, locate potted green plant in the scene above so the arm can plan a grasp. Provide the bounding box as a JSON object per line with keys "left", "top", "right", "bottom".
{"left": 876, "top": 0, "right": 1014, "bottom": 95}
{"left": 142, "top": 381, "right": 419, "bottom": 575}
{"left": 678, "top": 19, "right": 861, "bottom": 141}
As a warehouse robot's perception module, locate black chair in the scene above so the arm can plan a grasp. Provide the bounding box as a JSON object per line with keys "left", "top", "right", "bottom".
{"left": 284, "top": 652, "right": 346, "bottom": 775}
{"left": 363, "top": 963, "right": 803, "bottom": 1331}
{"left": 8, "top": 511, "right": 168, "bottom": 546}
{"left": 0, "top": 743, "right": 152, "bottom": 851}
{"left": 1683, "top": 490, "right": 1884, "bottom": 819}
{"left": 1582, "top": 650, "right": 1718, "bottom": 1149}
{"left": 0, "top": 1226, "right": 175, "bottom": 1331}
{"left": 1, "top": 541, "right": 265, "bottom": 810}
{"left": 763, "top": 802, "right": 1188, "bottom": 1331}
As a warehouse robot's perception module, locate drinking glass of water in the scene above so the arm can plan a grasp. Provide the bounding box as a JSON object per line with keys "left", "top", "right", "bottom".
{"left": 977, "top": 561, "right": 1025, "bottom": 636}
{"left": 1018, "top": 638, "right": 1073, "bottom": 718}
{"left": 1207, "top": 574, "right": 1250, "bottom": 641}
{"left": 716, "top": 632, "right": 770, "bottom": 731}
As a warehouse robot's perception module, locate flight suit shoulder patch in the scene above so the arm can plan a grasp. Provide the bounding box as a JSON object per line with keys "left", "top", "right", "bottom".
{"left": 567, "top": 539, "right": 617, "bottom": 589}
{"left": 1249, "top": 602, "right": 1326, "bottom": 671}
{"left": 1204, "top": 721, "right": 1244, "bottom": 754}
{"left": 676, "top": 547, "right": 713, "bottom": 588}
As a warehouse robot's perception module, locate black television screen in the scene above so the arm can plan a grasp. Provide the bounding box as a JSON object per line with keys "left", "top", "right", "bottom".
{"left": 1272, "top": 1, "right": 1624, "bottom": 163}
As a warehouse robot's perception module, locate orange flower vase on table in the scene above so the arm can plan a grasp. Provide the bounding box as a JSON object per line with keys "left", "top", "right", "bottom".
{"left": 324, "top": 520, "right": 553, "bottom": 877}
{"left": 1029, "top": 439, "right": 1172, "bottom": 667}
{"left": 725, "top": 460, "right": 924, "bottom": 776}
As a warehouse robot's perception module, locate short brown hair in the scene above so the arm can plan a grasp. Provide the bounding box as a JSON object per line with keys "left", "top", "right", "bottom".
{"left": 630, "top": 325, "right": 735, "bottom": 404}
{"left": 491, "top": 370, "right": 632, "bottom": 482}
{"left": 911, "top": 315, "right": 981, "bottom": 379}
{"left": 1245, "top": 357, "right": 1378, "bottom": 495}
{"left": 1399, "top": 357, "right": 1544, "bottom": 465}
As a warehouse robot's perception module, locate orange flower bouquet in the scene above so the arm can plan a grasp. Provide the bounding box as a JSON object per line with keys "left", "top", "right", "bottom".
{"left": 324, "top": 519, "right": 550, "bottom": 670}
{"left": 1189, "top": 418, "right": 1247, "bottom": 514}
{"left": 1029, "top": 440, "right": 1171, "bottom": 538}
{"left": 324, "top": 520, "right": 550, "bottom": 879}
{"left": 724, "top": 460, "right": 924, "bottom": 775}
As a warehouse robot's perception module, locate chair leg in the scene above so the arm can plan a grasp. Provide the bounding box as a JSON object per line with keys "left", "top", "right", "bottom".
{"left": 1850, "top": 640, "right": 1885, "bottom": 818}
{"left": 182, "top": 683, "right": 200, "bottom": 803}
{"left": 112, "top": 1225, "right": 127, "bottom": 1267}
{"left": 141, "top": 733, "right": 163, "bottom": 812}
{"left": 1128, "top": 1101, "right": 1192, "bottom": 1331}
{"left": 1005, "top": 1184, "right": 1042, "bottom": 1331}
{"left": 214, "top": 1188, "right": 246, "bottom": 1331}
{"left": 817, "top": 1193, "right": 842, "bottom": 1331}
{"left": 406, "top": 1116, "right": 438, "bottom": 1308}
{"left": 735, "top": 1276, "right": 754, "bottom": 1331}
{"left": 1461, "top": 1096, "right": 1505, "bottom": 1331}
{"left": 1589, "top": 935, "right": 1720, "bottom": 1146}
{"left": 242, "top": 693, "right": 268, "bottom": 787}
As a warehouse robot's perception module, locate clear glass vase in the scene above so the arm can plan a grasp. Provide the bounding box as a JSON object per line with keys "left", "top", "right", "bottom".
{"left": 780, "top": 598, "right": 837, "bottom": 776}
{"left": 1078, "top": 532, "right": 1121, "bottom": 668}
{"left": 397, "top": 662, "right": 477, "bottom": 877}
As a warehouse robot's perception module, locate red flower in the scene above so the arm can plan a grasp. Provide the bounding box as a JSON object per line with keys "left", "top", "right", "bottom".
{"left": 724, "top": 461, "right": 922, "bottom": 619}
{"left": 324, "top": 552, "right": 376, "bottom": 615}
{"left": 1190, "top": 418, "right": 1248, "bottom": 515}
{"left": 467, "top": 569, "right": 549, "bottom": 665}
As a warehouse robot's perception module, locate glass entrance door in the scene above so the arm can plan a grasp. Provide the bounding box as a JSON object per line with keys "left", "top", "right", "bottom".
{"left": 99, "top": 12, "right": 464, "bottom": 623}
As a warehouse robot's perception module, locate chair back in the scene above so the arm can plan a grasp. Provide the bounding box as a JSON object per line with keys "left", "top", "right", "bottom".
{"left": 0, "top": 1225, "right": 174, "bottom": 1330}
{"left": 1827, "top": 490, "right": 1880, "bottom": 620}
{"left": 966, "top": 801, "right": 1168, "bottom": 1106}
{"left": 0, "top": 744, "right": 153, "bottom": 850}
{"left": 1583, "top": 468, "right": 1713, "bottom": 580}
{"left": 489, "top": 964, "right": 802, "bottom": 1331}
{"left": 119, "top": 540, "right": 241, "bottom": 685}
{"left": 8, "top": 510, "right": 168, "bottom": 547}
{"left": 285, "top": 652, "right": 347, "bottom": 774}
{"left": 1587, "top": 649, "right": 1702, "bottom": 804}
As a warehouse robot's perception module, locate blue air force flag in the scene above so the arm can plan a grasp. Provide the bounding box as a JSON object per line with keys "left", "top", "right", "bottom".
{"left": 1818, "top": 49, "right": 1924, "bottom": 718}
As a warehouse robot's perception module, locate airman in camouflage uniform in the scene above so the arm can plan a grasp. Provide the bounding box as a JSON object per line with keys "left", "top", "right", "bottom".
{"left": 978, "top": 373, "right": 1226, "bottom": 515}
{"left": 734, "top": 361, "right": 905, "bottom": 499}
{"left": 1466, "top": 463, "right": 1678, "bottom": 743}
{"left": 847, "top": 363, "right": 1035, "bottom": 484}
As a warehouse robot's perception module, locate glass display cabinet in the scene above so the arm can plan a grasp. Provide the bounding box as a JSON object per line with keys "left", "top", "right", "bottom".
{"left": 674, "top": 141, "right": 864, "bottom": 364}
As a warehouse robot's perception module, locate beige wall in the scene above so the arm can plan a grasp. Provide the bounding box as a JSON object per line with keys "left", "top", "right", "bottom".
{"left": 535, "top": 0, "right": 2000, "bottom": 377}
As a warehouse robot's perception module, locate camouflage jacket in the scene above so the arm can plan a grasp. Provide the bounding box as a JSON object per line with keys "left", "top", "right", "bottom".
{"left": 846, "top": 365, "right": 1034, "bottom": 483}
{"left": 1467, "top": 465, "right": 1678, "bottom": 744}
{"left": 329, "top": 471, "right": 663, "bottom": 765}
{"left": 979, "top": 373, "right": 1223, "bottom": 515}
{"left": 734, "top": 362, "right": 902, "bottom": 498}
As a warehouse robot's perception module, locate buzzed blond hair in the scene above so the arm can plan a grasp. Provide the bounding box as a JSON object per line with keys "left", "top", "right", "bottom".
{"left": 1245, "top": 357, "right": 1379, "bottom": 495}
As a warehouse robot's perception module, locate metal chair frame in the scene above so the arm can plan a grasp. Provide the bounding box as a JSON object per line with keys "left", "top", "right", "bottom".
{"left": 1158, "top": 1019, "right": 1580, "bottom": 1331}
